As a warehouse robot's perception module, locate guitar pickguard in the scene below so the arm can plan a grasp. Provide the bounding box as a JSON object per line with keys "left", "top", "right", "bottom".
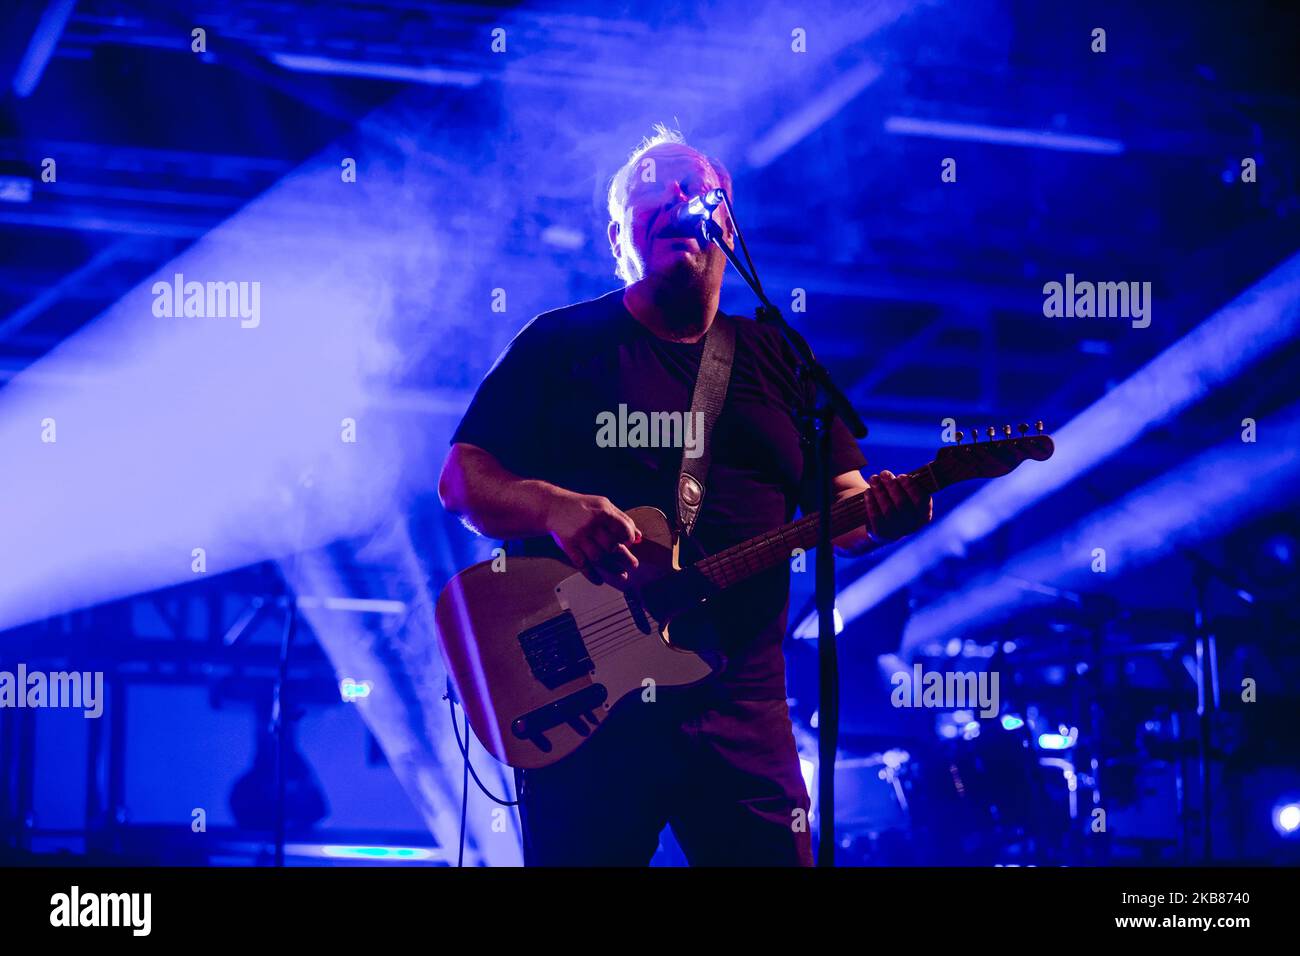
{"left": 554, "top": 573, "right": 659, "bottom": 641}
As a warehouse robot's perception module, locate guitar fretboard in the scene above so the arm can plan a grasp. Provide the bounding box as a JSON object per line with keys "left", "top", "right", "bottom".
{"left": 693, "top": 465, "right": 940, "bottom": 590}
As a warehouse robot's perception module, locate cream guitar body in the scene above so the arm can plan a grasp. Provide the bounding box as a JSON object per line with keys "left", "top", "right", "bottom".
{"left": 435, "top": 506, "right": 713, "bottom": 769}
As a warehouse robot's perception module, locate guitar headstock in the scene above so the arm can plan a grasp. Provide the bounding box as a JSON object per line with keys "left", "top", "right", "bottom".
{"left": 930, "top": 422, "right": 1055, "bottom": 490}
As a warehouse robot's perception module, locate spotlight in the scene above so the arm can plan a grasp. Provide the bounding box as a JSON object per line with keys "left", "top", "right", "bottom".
{"left": 1273, "top": 802, "right": 1300, "bottom": 837}
{"left": 1037, "top": 726, "right": 1078, "bottom": 750}
{"left": 339, "top": 678, "right": 373, "bottom": 702}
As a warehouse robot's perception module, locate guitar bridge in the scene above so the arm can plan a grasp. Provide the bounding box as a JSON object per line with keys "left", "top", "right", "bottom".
{"left": 517, "top": 611, "right": 593, "bottom": 690}
{"left": 511, "top": 684, "right": 609, "bottom": 751}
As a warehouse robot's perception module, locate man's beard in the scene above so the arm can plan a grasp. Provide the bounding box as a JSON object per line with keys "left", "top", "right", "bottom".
{"left": 646, "top": 248, "right": 723, "bottom": 333}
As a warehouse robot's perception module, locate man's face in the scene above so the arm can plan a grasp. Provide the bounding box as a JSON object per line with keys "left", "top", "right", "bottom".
{"left": 609, "top": 144, "right": 734, "bottom": 286}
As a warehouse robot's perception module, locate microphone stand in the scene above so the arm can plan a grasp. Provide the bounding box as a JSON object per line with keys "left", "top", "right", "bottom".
{"left": 1179, "top": 548, "right": 1251, "bottom": 863}
{"left": 701, "top": 203, "right": 867, "bottom": 866}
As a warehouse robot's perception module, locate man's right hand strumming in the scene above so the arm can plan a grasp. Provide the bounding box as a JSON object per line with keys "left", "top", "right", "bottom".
{"left": 439, "top": 442, "right": 641, "bottom": 588}
{"left": 544, "top": 491, "right": 642, "bottom": 587}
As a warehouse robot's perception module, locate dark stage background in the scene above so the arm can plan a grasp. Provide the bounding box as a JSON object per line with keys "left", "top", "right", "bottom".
{"left": 0, "top": 0, "right": 1297, "bottom": 867}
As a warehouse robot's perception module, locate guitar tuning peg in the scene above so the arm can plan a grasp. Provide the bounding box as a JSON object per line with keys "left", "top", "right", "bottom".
{"left": 1035, "top": 420, "right": 1045, "bottom": 434}
{"left": 1002, "top": 424, "right": 1013, "bottom": 438}
{"left": 955, "top": 430, "right": 964, "bottom": 444}
{"left": 986, "top": 426, "right": 996, "bottom": 440}
{"left": 1018, "top": 423, "right": 1029, "bottom": 436}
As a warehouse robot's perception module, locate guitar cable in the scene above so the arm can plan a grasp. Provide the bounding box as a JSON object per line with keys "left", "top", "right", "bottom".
{"left": 445, "top": 689, "right": 519, "bottom": 867}
{"left": 458, "top": 707, "right": 468, "bottom": 868}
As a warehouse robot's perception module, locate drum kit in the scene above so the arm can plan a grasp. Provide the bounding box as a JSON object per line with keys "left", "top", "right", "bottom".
{"left": 785, "top": 542, "right": 1296, "bottom": 865}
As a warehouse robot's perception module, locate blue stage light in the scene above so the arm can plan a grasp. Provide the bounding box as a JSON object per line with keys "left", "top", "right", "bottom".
{"left": 901, "top": 401, "right": 1300, "bottom": 653}
{"left": 884, "top": 116, "right": 1125, "bottom": 155}
{"left": 799, "top": 758, "right": 815, "bottom": 798}
{"left": 307, "top": 845, "right": 437, "bottom": 861}
{"left": 819, "top": 253, "right": 1300, "bottom": 641}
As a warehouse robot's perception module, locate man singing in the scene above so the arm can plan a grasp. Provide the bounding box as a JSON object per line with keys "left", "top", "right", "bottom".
{"left": 438, "top": 126, "right": 932, "bottom": 865}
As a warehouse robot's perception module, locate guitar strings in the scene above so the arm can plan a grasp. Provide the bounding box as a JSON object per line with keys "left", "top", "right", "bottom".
{"left": 542, "top": 492, "right": 881, "bottom": 659}
{"left": 563, "top": 518, "right": 854, "bottom": 658}
{"left": 521, "top": 459, "right": 1034, "bottom": 677}
{"left": 530, "top": 467, "right": 972, "bottom": 665}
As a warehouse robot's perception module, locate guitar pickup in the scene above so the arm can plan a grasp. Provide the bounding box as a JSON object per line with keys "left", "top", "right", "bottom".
{"left": 517, "top": 611, "right": 594, "bottom": 690}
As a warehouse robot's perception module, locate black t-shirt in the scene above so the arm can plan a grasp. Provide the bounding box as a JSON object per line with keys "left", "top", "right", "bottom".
{"left": 450, "top": 289, "right": 867, "bottom": 699}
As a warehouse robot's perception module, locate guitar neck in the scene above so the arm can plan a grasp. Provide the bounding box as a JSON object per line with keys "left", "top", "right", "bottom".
{"left": 692, "top": 464, "right": 941, "bottom": 591}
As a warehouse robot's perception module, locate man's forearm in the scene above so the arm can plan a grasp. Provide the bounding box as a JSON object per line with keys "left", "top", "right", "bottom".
{"left": 438, "top": 443, "right": 571, "bottom": 540}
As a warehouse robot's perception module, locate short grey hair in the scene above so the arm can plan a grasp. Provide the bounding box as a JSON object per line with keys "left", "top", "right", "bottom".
{"left": 605, "top": 124, "right": 732, "bottom": 284}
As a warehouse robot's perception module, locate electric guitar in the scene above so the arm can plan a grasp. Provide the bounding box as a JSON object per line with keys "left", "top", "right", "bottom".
{"left": 435, "top": 426, "right": 1055, "bottom": 768}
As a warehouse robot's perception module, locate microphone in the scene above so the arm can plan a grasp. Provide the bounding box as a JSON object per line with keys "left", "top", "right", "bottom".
{"left": 661, "top": 188, "right": 727, "bottom": 238}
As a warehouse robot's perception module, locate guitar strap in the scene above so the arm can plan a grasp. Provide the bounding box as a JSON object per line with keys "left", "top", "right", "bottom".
{"left": 675, "top": 312, "right": 736, "bottom": 540}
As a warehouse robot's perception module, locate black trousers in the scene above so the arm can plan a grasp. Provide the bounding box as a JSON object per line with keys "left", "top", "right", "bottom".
{"left": 515, "top": 682, "right": 814, "bottom": 866}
